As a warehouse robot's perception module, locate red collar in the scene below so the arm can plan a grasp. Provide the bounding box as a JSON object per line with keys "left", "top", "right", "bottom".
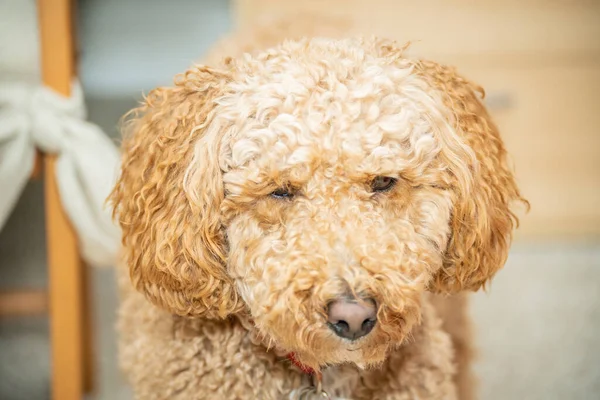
{"left": 286, "top": 352, "right": 316, "bottom": 375}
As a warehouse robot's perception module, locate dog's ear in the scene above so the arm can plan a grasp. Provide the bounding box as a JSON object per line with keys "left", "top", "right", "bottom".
{"left": 109, "top": 66, "right": 243, "bottom": 318}
{"left": 414, "top": 60, "right": 528, "bottom": 293}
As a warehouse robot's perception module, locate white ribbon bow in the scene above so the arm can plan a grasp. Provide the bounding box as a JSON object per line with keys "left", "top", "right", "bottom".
{"left": 0, "top": 80, "right": 121, "bottom": 267}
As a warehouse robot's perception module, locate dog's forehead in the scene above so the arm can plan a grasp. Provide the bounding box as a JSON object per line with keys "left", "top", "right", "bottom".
{"left": 227, "top": 38, "right": 417, "bottom": 101}
{"left": 216, "top": 39, "right": 441, "bottom": 176}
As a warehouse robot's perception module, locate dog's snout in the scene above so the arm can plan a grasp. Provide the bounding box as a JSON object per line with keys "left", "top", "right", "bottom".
{"left": 327, "top": 298, "right": 377, "bottom": 341}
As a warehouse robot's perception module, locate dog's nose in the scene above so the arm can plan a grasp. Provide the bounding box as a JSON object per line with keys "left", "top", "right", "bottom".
{"left": 327, "top": 298, "right": 377, "bottom": 341}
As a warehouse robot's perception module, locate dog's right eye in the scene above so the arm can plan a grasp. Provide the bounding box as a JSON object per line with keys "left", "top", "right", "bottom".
{"left": 370, "top": 176, "right": 397, "bottom": 193}
{"left": 270, "top": 188, "right": 294, "bottom": 199}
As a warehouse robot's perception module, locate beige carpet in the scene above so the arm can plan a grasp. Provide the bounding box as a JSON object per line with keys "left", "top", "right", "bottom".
{"left": 472, "top": 243, "right": 600, "bottom": 400}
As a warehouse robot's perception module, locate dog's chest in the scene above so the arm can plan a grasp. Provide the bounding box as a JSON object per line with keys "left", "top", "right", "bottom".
{"left": 290, "top": 365, "right": 362, "bottom": 399}
{"left": 322, "top": 366, "right": 362, "bottom": 398}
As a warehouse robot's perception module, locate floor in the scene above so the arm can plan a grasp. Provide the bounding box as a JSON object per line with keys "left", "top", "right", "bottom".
{"left": 0, "top": 96, "right": 599, "bottom": 399}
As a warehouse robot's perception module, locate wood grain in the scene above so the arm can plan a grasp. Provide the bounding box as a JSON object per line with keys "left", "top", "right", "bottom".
{"left": 467, "top": 63, "right": 600, "bottom": 240}
{"left": 235, "top": 0, "right": 600, "bottom": 59}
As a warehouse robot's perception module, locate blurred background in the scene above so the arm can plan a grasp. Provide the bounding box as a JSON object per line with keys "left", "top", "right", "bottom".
{"left": 0, "top": 0, "right": 598, "bottom": 399}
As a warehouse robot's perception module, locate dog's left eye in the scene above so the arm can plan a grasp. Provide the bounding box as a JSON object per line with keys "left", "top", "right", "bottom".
{"left": 270, "top": 188, "right": 294, "bottom": 199}
{"left": 370, "top": 176, "right": 397, "bottom": 192}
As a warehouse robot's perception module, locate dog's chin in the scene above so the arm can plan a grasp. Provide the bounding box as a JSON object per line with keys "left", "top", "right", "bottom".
{"left": 275, "top": 327, "right": 401, "bottom": 371}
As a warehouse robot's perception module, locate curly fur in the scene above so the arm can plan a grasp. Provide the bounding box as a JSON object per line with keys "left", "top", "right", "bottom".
{"left": 110, "top": 33, "right": 526, "bottom": 399}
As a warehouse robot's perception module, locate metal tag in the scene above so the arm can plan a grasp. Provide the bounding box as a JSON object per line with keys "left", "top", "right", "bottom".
{"left": 297, "top": 386, "right": 331, "bottom": 399}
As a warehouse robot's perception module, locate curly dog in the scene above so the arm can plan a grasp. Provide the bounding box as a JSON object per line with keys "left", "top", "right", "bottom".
{"left": 110, "top": 33, "right": 526, "bottom": 399}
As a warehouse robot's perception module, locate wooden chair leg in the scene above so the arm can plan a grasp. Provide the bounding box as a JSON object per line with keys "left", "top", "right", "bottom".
{"left": 82, "top": 261, "right": 96, "bottom": 394}
{"left": 38, "top": 0, "right": 88, "bottom": 399}
{"left": 44, "top": 156, "right": 85, "bottom": 400}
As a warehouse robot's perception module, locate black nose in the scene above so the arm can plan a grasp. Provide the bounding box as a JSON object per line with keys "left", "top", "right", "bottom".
{"left": 327, "top": 298, "right": 377, "bottom": 341}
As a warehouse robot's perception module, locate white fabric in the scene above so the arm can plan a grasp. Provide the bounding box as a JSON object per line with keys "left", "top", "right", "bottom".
{"left": 0, "top": 80, "right": 121, "bottom": 267}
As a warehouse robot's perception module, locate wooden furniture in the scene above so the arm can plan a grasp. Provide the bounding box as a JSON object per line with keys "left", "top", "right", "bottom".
{"left": 39, "top": 0, "right": 95, "bottom": 396}
{"left": 0, "top": 0, "right": 94, "bottom": 399}
{"left": 235, "top": 0, "right": 600, "bottom": 240}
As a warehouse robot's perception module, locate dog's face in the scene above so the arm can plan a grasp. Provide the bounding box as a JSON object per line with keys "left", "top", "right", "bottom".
{"left": 217, "top": 44, "right": 458, "bottom": 367}
{"left": 111, "top": 38, "right": 525, "bottom": 370}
